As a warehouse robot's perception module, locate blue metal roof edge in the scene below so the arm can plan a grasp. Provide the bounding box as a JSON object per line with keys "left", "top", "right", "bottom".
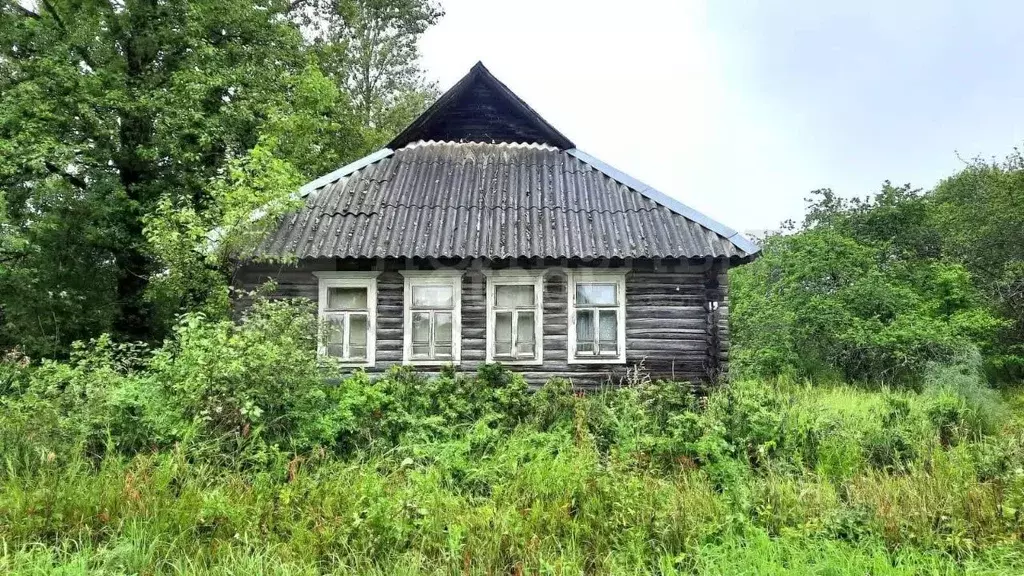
{"left": 566, "top": 148, "right": 761, "bottom": 257}
{"left": 299, "top": 148, "right": 394, "bottom": 196}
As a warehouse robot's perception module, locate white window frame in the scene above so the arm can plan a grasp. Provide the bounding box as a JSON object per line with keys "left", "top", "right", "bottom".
{"left": 313, "top": 271, "right": 379, "bottom": 367}
{"left": 567, "top": 269, "right": 628, "bottom": 364}
{"left": 400, "top": 270, "right": 463, "bottom": 366}
{"left": 484, "top": 270, "right": 544, "bottom": 365}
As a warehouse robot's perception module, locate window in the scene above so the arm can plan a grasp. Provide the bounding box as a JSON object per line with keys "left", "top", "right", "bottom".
{"left": 485, "top": 271, "right": 544, "bottom": 364}
{"left": 313, "top": 272, "right": 378, "bottom": 366}
{"left": 400, "top": 271, "right": 462, "bottom": 365}
{"left": 568, "top": 270, "right": 627, "bottom": 364}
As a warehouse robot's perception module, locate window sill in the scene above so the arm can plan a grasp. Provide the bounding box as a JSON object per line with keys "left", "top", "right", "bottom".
{"left": 403, "top": 359, "right": 461, "bottom": 367}
{"left": 487, "top": 357, "right": 545, "bottom": 367}
{"left": 320, "top": 358, "right": 375, "bottom": 369}
{"left": 319, "top": 354, "right": 376, "bottom": 362}
{"left": 567, "top": 356, "right": 627, "bottom": 365}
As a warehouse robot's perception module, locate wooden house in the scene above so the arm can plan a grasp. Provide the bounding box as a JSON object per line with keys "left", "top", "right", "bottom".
{"left": 237, "top": 62, "right": 759, "bottom": 387}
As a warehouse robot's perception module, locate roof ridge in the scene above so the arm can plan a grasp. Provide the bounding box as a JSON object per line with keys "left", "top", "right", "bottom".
{"left": 299, "top": 148, "right": 394, "bottom": 195}
{"left": 314, "top": 203, "right": 684, "bottom": 216}
{"left": 402, "top": 140, "right": 560, "bottom": 151}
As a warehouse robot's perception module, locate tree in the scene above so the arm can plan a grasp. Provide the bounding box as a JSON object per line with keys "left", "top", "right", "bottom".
{"left": 301, "top": 0, "right": 443, "bottom": 147}
{"left": 0, "top": 0, "right": 439, "bottom": 358}
{"left": 932, "top": 151, "right": 1024, "bottom": 378}
{"left": 730, "top": 187, "right": 1003, "bottom": 383}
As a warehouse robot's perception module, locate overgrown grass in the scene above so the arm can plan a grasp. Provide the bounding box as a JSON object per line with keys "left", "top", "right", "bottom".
{"left": 3, "top": 382, "right": 1024, "bottom": 574}
{"left": 2, "top": 302, "right": 1024, "bottom": 574}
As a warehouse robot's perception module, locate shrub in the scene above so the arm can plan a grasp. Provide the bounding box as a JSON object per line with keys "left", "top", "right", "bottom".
{"left": 2, "top": 297, "right": 348, "bottom": 461}
{"left": 529, "top": 377, "right": 578, "bottom": 432}
{"left": 3, "top": 294, "right": 1024, "bottom": 574}
{"left": 922, "top": 350, "right": 1008, "bottom": 446}
{"left": 146, "top": 297, "right": 347, "bottom": 456}
{"left": 730, "top": 187, "right": 1005, "bottom": 385}
{"left": 2, "top": 337, "right": 157, "bottom": 461}
{"left": 862, "top": 396, "right": 921, "bottom": 470}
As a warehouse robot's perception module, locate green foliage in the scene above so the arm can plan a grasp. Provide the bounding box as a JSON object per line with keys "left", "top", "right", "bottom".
{"left": 731, "top": 186, "right": 1005, "bottom": 383}
{"left": 733, "top": 148, "right": 1024, "bottom": 385}
{"left": 2, "top": 309, "right": 1024, "bottom": 573}
{"left": 143, "top": 139, "right": 305, "bottom": 327}
{"left": 303, "top": 0, "right": 444, "bottom": 145}
{"left": 0, "top": 0, "right": 439, "bottom": 358}
{"left": 922, "top": 350, "right": 1010, "bottom": 446}
{"left": 862, "top": 396, "right": 921, "bottom": 470}
{"left": 0, "top": 297, "right": 539, "bottom": 462}
{"left": 932, "top": 151, "right": 1024, "bottom": 378}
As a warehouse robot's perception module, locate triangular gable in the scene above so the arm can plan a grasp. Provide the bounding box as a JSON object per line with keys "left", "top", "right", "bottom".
{"left": 388, "top": 62, "right": 575, "bottom": 150}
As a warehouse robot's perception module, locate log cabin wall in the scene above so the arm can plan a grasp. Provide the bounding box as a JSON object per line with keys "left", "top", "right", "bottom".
{"left": 233, "top": 258, "right": 730, "bottom": 388}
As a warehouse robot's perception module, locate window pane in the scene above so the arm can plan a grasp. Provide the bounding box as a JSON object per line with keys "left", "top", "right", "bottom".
{"left": 412, "top": 312, "right": 430, "bottom": 344}
{"left": 515, "top": 341, "right": 535, "bottom": 357}
{"left": 412, "top": 285, "right": 453, "bottom": 308}
{"left": 324, "top": 315, "right": 345, "bottom": 358}
{"left": 434, "top": 312, "right": 452, "bottom": 343}
{"left": 576, "top": 310, "right": 595, "bottom": 354}
{"left": 434, "top": 344, "right": 453, "bottom": 358}
{"left": 325, "top": 315, "right": 344, "bottom": 344}
{"left": 327, "top": 287, "right": 367, "bottom": 310}
{"left": 349, "top": 314, "right": 368, "bottom": 359}
{"left": 598, "top": 310, "right": 618, "bottom": 354}
{"left": 576, "top": 283, "right": 616, "bottom": 305}
{"left": 349, "top": 314, "right": 368, "bottom": 345}
{"left": 494, "top": 312, "right": 512, "bottom": 356}
{"left": 412, "top": 343, "right": 430, "bottom": 357}
{"left": 517, "top": 311, "right": 535, "bottom": 345}
{"left": 495, "top": 284, "right": 534, "bottom": 307}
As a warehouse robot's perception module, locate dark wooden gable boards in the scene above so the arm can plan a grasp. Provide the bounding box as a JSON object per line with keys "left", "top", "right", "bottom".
{"left": 388, "top": 62, "right": 575, "bottom": 150}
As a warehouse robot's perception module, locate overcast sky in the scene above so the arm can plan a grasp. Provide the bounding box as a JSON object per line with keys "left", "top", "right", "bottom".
{"left": 418, "top": 0, "right": 1024, "bottom": 234}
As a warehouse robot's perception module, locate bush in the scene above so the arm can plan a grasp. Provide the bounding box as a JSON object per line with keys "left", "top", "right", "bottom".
{"left": 147, "top": 298, "right": 345, "bottom": 456}
{"left": 3, "top": 298, "right": 1024, "bottom": 573}
{"left": 1, "top": 337, "right": 156, "bottom": 462}
{"left": 862, "top": 396, "right": 921, "bottom": 470}
{"left": 923, "top": 350, "right": 1009, "bottom": 446}
{"left": 1, "top": 297, "right": 349, "bottom": 461}
{"left": 2, "top": 371, "right": 1023, "bottom": 574}
{"left": 0, "top": 297, "right": 541, "bottom": 463}
{"left": 730, "top": 187, "right": 1005, "bottom": 384}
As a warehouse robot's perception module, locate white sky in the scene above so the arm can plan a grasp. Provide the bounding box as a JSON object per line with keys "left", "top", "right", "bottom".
{"left": 419, "top": 0, "right": 1024, "bottom": 234}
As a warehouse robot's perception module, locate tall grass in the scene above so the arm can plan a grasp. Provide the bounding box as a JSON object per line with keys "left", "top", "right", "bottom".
{"left": 3, "top": 383, "right": 1024, "bottom": 574}
{"left": 2, "top": 304, "right": 1023, "bottom": 573}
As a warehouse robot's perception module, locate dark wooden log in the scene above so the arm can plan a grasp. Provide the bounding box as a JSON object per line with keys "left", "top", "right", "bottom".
{"left": 233, "top": 257, "right": 733, "bottom": 386}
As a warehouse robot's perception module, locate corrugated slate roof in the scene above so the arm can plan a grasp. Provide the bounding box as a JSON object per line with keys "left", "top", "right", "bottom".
{"left": 257, "top": 141, "right": 757, "bottom": 261}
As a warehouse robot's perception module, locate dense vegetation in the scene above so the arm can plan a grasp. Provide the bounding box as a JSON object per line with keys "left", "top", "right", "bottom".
{"left": 4, "top": 1, "right": 1024, "bottom": 574}
{"left": 0, "top": 0, "right": 440, "bottom": 356}
{"left": 2, "top": 297, "right": 1024, "bottom": 574}
{"left": 731, "top": 166, "right": 1024, "bottom": 384}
